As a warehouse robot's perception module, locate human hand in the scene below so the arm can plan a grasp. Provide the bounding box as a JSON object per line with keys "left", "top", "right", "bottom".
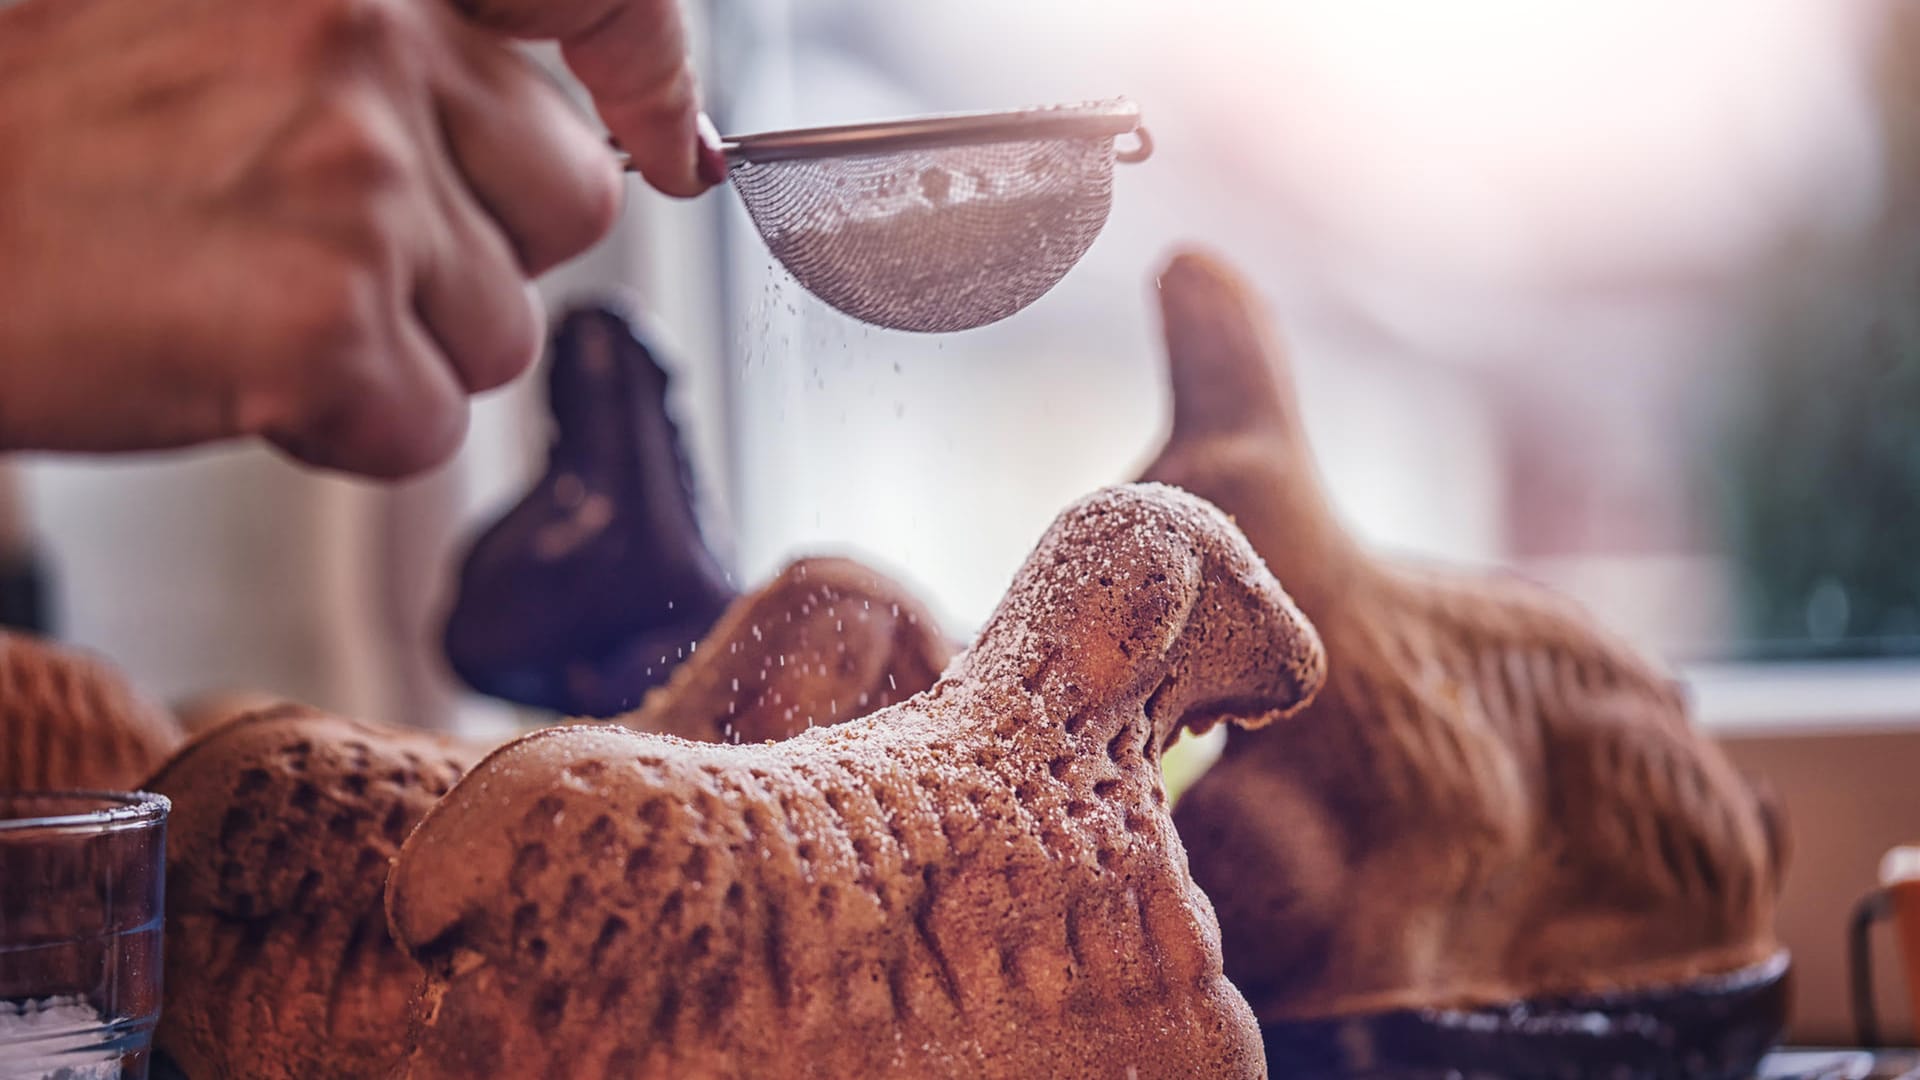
{"left": 0, "top": 0, "right": 623, "bottom": 477}
{"left": 453, "top": 0, "right": 726, "bottom": 197}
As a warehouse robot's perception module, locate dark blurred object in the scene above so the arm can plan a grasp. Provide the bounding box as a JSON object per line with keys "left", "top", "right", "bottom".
{"left": 1261, "top": 951, "right": 1791, "bottom": 1080}
{"left": 0, "top": 463, "right": 51, "bottom": 634}
{"left": 1716, "top": 275, "right": 1920, "bottom": 659}
{"left": 0, "top": 548, "right": 50, "bottom": 634}
{"left": 443, "top": 304, "right": 735, "bottom": 717}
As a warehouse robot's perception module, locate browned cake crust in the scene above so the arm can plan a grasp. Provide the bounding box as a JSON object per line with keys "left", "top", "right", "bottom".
{"left": 386, "top": 484, "right": 1326, "bottom": 1079}
{"left": 1142, "top": 251, "right": 1788, "bottom": 1020}
{"left": 145, "top": 706, "right": 477, "bottom": 1079}
{"left": 0, "top": 630, "right": 181, "bottom": 791}
{"left": 617, "top": 556, "right": 951, "bottom": 744}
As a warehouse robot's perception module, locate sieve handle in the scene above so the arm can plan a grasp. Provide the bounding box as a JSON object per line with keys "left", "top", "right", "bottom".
{"left": 609, "top": 100, "right": 1152, "bottom": 171}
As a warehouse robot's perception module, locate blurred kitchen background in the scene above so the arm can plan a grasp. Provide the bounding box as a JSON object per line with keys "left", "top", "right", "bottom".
{"left": 6, "top": 0, "right": 1920, "bottom": 1043}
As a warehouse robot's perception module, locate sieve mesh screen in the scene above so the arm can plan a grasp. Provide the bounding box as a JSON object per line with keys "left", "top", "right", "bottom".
{"left": 730, "top": 136, "right": 1119, "bottom": 333}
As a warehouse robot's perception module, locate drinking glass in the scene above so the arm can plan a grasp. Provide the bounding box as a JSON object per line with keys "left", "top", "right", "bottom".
{"left": 0, "top": 792, "right": 168, "bottom": 1080}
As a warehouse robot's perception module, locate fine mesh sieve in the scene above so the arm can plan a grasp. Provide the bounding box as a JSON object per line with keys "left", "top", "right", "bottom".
{"left": 620, "top": 100, "right": 1152, "bottom": 333}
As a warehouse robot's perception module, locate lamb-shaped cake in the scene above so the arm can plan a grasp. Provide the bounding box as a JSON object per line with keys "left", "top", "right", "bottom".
{"left": 1141, "top": 251, "right": 1787, "bottom": 1021}
{"left": 147, "top": 706, "right": 478, "bottom": 1079}
{"left": 0, "top": 629, "right": 181, "bottom": 791}
{"left": 617, "top": 556, "right": 951, "bottom": 745}
{"left": 386, "top": 483, "right": 1326, "bottom": 1079}
{"left": 443, "top": 304, "right": 737, "bottom": 717}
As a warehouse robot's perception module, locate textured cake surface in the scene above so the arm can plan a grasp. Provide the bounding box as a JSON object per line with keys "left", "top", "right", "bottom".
{"left": 617, "top": 556, "right": 950, "bottom": 745}
{"left": 146, "top": 706, "right": 476, "bottom": 1079}
{"left": 387, "top": 484, "right": 1325, "bottom": 1079}
{"left": 0, "top": 630, "right": 181, "bottom": 791}
{"left": 1142, "top": 251, "right": 1788, "bottom": 1021}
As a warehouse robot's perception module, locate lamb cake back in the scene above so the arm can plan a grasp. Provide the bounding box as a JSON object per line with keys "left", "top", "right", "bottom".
{"left": 1139, "top": 252, "right": 1787, "bottom": 1067}
{"left": 386, "top": 484, "right": 1325, "bottom": 1079}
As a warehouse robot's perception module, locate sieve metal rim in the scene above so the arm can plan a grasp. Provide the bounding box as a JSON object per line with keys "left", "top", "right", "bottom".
{"left": 721, "top": 100, "right": 1146, "bottom": 164}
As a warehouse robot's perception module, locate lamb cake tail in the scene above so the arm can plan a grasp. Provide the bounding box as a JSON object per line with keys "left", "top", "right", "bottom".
{"left": 956, "top": 482, "right": 1328, "bottom": 750}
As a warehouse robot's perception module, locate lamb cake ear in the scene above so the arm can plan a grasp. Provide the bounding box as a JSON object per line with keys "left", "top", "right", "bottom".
{"left": 1141, "top": 249, "right": 1788, "bottom": 1073}
{"left": 386, "top": 483, "right": 1325, "bottom": 1080}
{"left": 615, "top": 556, "right": 952, "bottom": 745}
{"left": 147, "top": 706, "right": 478, "bottom": 1080}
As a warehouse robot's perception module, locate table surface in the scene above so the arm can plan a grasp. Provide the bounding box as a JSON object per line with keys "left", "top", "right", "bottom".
{"left": 1760, "top": 1050, "right": 1919, "bottom": 1079}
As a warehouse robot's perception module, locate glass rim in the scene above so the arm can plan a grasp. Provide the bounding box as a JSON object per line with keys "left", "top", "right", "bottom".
{"left": 0, "top": 790, "right": 170, "bottom": 835}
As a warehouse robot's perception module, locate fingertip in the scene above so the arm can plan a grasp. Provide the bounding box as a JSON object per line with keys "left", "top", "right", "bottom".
{"left": 449, "top": 284, "right": 545, "bottom": 396}
{"left": 634, "top": 150, "right": 710, "bottom": 199}
{"left": 603, "top": 106, "right": 710, "bottom": 199}
{"left": 270, "top": 407, "right": 466, "bottom": 479}
{"left": 268, "top": 372, "right": 471, "bottom": 480}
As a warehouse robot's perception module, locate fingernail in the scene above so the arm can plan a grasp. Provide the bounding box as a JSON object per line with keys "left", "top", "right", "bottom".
{"left": 697, "top": 112, "right": 728, "bottom": 187}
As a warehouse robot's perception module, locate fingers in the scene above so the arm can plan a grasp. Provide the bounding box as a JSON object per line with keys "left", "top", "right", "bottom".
{"left": 450, "top": 0, "right": 718, "bottom": 198}
{"left": 276, "top": 9, "right": 610, "bottom": 477}
{"left": 411, "top": 185, "right": 547, "bottom": 397}
{"left": 435, "top": 28, "right": 625, "bottom": 274}
{"left": 266, "top": 302, "right": 472, "bottom": 479}
{"left": 556, "top": 0, "right": 719, "bottom": 197}
{"left": 256, "top": 0, "right": 677, "bottom": 477}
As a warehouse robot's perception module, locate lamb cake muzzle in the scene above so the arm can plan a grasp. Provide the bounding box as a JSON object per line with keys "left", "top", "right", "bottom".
{"left": 1140, "top": 250, "right": 1789, "bottom": 1075}
{"left": 386, "top": 483, "right": 1326, "bottom": 1080}
{"left": 146, "top": 706, "right": 478, "bottom": 1080}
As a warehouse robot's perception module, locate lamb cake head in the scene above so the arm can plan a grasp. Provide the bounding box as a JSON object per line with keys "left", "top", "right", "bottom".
{"left": 1141, "top": 250, "right": 1788, "bottom": 1022}
{"left": 0, "top": 630, "right": 181, "bottom": 791}
{"left": 386, "top": 483, "right": 1326, "bottom": 1079}
{"left": 616, "top": 555, "right": 951, "bottom": 745}
{"left": 147, "top": 705, "right": 478, "bottom": 1079}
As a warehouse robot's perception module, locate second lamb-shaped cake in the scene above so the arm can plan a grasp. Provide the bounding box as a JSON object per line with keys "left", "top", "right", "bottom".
{"left": 386, "top": 483, "right": 1326, "bottom": 1079}
{"left": 1142, "top": 251, "right": 1787, "bottom": 1022}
